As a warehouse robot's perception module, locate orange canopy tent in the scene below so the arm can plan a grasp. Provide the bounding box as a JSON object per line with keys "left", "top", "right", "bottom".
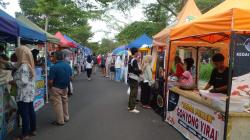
{"left": 153, "top": 0, "right": 202, "bottom": 47}
{"left": 170, "top": 0, "right": 250, "bottom": 43}
{"left": 168, "top": 0, "right": 250, "bottom": 69}
{"left": 167, "top": 1, "right": 250, "bottom": 139}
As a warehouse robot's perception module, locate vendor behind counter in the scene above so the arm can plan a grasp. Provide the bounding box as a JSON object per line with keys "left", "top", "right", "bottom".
{"left": 204, "top": 53, "right": 229, "bottom": 94}
{"left": 170, "top": 53, "right": 229, "bottom": 95}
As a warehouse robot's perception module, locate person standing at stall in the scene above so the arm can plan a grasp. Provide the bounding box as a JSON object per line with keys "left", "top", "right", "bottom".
{"left": 100, "top": 55, "right": 106, "bottom": 77}
{"left": 92, "top": 53, "right": 98, "bottom": 74}
{"left": 115, "top": 56, "right": 122, "bottom": 81}
{"left": 128, "top": 48, "right": 142, "bottom": 113}
{"left": 141, "top": 55, "right": 154, "bottom": 109}
{"left": 105, "top": 53, "right": 112, "bottom": 78}
{"left": 48, "top": 51, "right": 72, "bottom": 126}
{"left": 180, "top": 58, "right": 195, "bottom": 89}
{"left": 172, "top": 56, "right": 184, "bottom": 79}
{"left": 85, "top": 55, "right": 94, "bottom": 81}
{"left": 11, "top": 45, "right": 37, "bottom": 140}
{"left": 204, "top": 53, "right": 229, "bottom": 94}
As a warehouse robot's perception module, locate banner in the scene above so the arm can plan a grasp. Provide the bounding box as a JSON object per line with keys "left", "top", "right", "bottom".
{"left": 166, "top": 91, "right": 225, "bottom": 140}
{"left": 230, "top": 34, "right": 250, "bottom": 111}
{"left": 232, "top": 35, "right": 250, "bottom": 96}
{"left": 34, "top": 67, "right": 45, "bottom": 111}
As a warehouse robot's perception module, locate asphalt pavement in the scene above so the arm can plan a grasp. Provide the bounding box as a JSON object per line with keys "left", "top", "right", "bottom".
{"left": 7, "top": 72, "right": 185, "bottom": 140}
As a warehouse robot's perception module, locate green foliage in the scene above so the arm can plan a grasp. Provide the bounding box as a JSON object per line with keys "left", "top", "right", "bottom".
{"left": 116, "top": 21, "right": 164, "bottom": 44}
{"left": 144, "top": 3, "right": 170, "bottom": 26}
{"left": 18, "top": 0, "right": 100, "bottom": 44}
{"left": 199, "top": 63, "right": 213, "bottom": 81}
{"left": 98, "top": 38, "right": 117, "bottom": 54}
{"left": 196, "top": 0, "right": 224, "bottom": 13}
{"left": 87, "top": 39, "right": 118, "bottom": 55}
{"left": 87, "top": 42, "right": 99, "bottom": 54}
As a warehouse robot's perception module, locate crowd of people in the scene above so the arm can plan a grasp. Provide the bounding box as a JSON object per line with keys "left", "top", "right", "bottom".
{"left": 0, "top": 43, "right": 229, "bottom": 139}
{"left": 0, "top": 45, "right": 97, "bottom": 140}
{"left": 96, "top": 53, "right": 128, "bottom": 83}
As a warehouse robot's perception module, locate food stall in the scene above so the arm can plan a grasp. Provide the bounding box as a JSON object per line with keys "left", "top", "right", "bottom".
{"left": 150, "top": 0, "right": 202, "bottom": 119}
{"left": 16, "top": 15, "right": 61, "bottom": 110}
{"left": 0, "top": 10, "right": 48, "bottom": 140}
{"left": 165, "top": 0, "right": 250, "bottom": 140}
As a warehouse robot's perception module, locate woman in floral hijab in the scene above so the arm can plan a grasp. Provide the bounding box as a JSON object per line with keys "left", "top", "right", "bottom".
{"left": 12, "top": 45, "right": 36, "bottom": 140}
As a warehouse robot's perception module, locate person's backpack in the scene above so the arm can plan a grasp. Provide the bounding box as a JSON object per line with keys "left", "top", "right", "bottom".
{"left": 128, "top": 58, "right": 135, "bottom": 73}
{"left": 101, "top": 57, "right": 106, "bottom": 65}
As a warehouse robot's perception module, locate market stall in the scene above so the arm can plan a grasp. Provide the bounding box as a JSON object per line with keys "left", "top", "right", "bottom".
{"left": 165, "top": 0, "right": 250, "bottom": 140}
{"left": 0, "top": 10, "right": 47, "bottom": 140}
{"left": 150, "top": 0, "right": 202, "bottom": 119}
{"left": 16, "top": 15, "right": 61, "bottom": 110}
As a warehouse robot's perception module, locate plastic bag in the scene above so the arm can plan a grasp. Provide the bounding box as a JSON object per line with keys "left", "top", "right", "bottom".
{"left": 70, "top": 82, "right": 74, "bottom": 94}
{"left": 127, "top": 87, "right": 130, "bottom": 95}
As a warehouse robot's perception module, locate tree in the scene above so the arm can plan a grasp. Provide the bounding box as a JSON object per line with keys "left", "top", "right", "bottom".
{"left": 116, "top": 21, "right": 164, "bottom": 44}
{"left": 19, "top": 0, "right": 98, "bottom": 44}
{"left": 99, "top": 0, "right": 224, "bottom": 18}
{"left": 87, "top": 42, "right": 99, "bottom": 54}
{"left": 98, "top": 38, "right": 117, "bottom": 54}
{"left": 144, "top": 3, "right": 172, "bottom": 27}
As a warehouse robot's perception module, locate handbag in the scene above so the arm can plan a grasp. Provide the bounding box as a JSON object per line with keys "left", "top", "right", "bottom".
{"left": 10, "top": 85, "right": 17, "bottom": 97}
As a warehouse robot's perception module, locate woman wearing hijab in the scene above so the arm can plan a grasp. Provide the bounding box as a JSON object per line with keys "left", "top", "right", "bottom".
{"left": 11, "top": 45, "right": 36, "bottom": 140}
{"left": 85, "top": 55, "right": 94, "bottom": 81}
{"left": 115, "top": 56, "right": 122, "bottom": 81}
{"left": 141, "top": 55, "right": 154, "bottom": 109}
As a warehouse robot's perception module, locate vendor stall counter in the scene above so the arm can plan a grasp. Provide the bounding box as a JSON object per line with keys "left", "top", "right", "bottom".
{"left": 166, "top": 87, "right": 250, "bottom": 140}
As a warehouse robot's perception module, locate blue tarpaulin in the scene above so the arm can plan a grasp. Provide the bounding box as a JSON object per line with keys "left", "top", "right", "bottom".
{"left": 112, "top": 45, "right": 126, "bottom": 55}
{"left": 0, "top": 9, "right": 46, "bottom": 43}
{"left": 126, "top": 34, "right": 152, "bottom": 49}
{"left": 0, "top": 9, "right": 18, "bottom": 42}
{"left": 63, "top": 35, "right": 82, "bottom": 48}
{"left": 83, "top": 47, "right": 92, "bottom": 56}
{"left": 17, "top": 20, "right": 47, "bottom": 43}
{"left": 63, "top": 35, "right": 92, "bottom": 55}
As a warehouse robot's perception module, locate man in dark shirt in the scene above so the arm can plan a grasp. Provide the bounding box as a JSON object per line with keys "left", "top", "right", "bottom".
{"left": 204, "top": 53, "right": 229, "bottom": 94}
{"left": 128, "top": 48, "right": 142, "bottom": 113}
{"left": 49, "top": 51, "right": 72, "bottom": 125}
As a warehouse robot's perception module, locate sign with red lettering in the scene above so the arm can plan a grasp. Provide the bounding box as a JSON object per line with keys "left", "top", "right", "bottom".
{"left": 166, "top": 91, "right": 225, "bottom": 140}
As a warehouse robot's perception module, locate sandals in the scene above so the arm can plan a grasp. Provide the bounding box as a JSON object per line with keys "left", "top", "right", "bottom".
{"left": 51, "top": 121, "right": 65, "bottom": 126}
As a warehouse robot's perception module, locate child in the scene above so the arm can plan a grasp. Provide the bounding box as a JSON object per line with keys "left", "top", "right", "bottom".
{"left": 180, "top": 58, "right": 195, "bottom": 89}
{"left": 110, "top": 61, "right": 115, "bottom": 80}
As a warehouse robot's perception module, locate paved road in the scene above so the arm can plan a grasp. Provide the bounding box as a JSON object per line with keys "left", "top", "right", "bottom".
{"left": 8, "top": 73, "right": 185, "bottom": 140}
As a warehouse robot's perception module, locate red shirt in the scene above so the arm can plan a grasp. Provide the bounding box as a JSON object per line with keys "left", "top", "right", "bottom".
{"left": 174, "top": 63, "right": 184, "bottom": 78}
{"left": 97, "top": 56, "right": 101, "bottom": 65}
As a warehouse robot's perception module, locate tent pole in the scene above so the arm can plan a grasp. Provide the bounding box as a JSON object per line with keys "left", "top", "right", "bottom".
{"left": 44, "top": 15, "right": 49, "bottom": 103}
{"left": 195, "top": 47, "right": 199, "bottom": 85}
{"left": 223, "top": 31, "right": 235, "bottom": 140}
{"left": 45, "top": 43, "right": 49, "bottom": 103}
{"left": 164, "top": 41, "right": 172, "bottom": 121}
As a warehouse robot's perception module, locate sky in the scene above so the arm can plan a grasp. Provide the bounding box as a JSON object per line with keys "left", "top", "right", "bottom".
{"left": 0, "top": 0, "right": 156, "bottom": 42}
